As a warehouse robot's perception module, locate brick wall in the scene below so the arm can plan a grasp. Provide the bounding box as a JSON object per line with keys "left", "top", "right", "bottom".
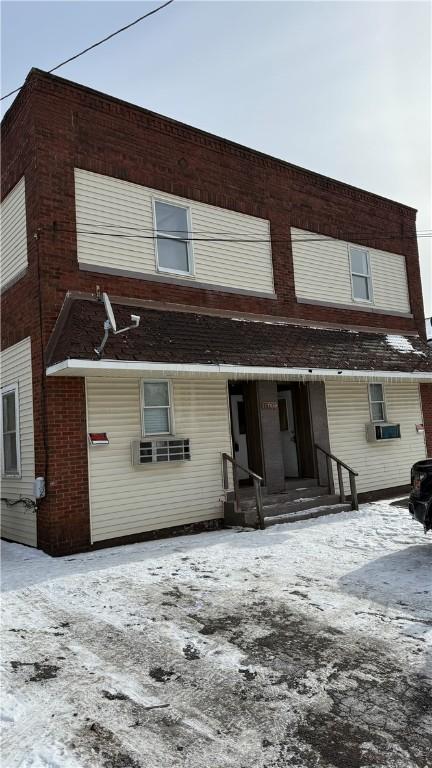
{"left": 37, "top": 377, "right": 91, "bottom": 555}
{"left": 1, "top": 68, "right": 429, "bottom": 554}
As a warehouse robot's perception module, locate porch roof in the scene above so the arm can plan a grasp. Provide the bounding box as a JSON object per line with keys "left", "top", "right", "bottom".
{"left": 46, "top": 296, "right": 432, "bottom": 381}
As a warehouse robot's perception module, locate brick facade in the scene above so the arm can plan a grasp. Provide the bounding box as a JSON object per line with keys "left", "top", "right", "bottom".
{"left": 1, "top": 69, "right": 430, "bottom": 554}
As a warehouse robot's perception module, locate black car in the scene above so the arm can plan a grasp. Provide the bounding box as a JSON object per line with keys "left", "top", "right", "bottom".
{"left": 409, "top": 458, "right": 432, "bottom": 533}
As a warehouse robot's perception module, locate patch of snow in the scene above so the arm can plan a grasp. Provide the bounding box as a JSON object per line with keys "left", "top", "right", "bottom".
{"left": 230, "top": 316, "right": 290, "bottom": 326}
{"left": 386, "top": 334, "right": 425, "bottom": 356}
{"left": 2, "top": 498, "right": 431, "bottom": 767}
{"left": 230, "top": 318, "right": 359, "bottom": 333}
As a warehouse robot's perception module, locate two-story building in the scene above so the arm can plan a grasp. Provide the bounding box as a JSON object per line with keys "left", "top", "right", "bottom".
{"left": 1, "top": 69, "right": 431, "bottom": 555}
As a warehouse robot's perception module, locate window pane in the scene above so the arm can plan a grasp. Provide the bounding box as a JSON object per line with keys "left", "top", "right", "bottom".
{"left": 3, "top": 432, "right": 17, "bottom": 473}
{"left": 144, "top": 382, "right": 169, "bottom": 407}
{"left": 155, "top": 201, "right": 188, "bottom": 234}
{"left": 278, "top": 399, "right": 288, "bottom": 432}
{"left": 352, "top": 275, "right": 370, "bottom": 300}
{"left": 144, "top": 408, "right": 169, "bottom": 434}
{"left": 369, "top": 383, "right": 383, "bottom": 402}
{"left": 157, "top": 237, "right": 189, "bottom": 272}
{"left": 371, "top": 402, "right": 385, "bottom": 422}
{"left": 351, "top": 248, "right": 369, "bottom": 275}
{"left": 237, "top": 401, "right": 246, "bottom": 435}
{"left": 2, "top": 392, "right": 16, "bottom": 432}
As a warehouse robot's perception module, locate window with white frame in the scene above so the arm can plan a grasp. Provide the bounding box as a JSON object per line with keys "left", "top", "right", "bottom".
{"left": 349, "top": 246, "right": 372, "bottom": 302}
{"left": 369, "top": 383, "right": 386, "bottom": 423}
{"left": 142, "top": 381, "right": 172, "bottom": 436}
{"left": 154, "top": 200, "right": 193, "bottom": 275}
{"left": 1, "top": 383, "right": 20, "bottom": 476}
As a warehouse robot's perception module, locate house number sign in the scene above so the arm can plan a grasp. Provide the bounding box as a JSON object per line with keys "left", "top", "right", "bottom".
{"left": 262, "top": 401, "right": 279, "bottom": 410}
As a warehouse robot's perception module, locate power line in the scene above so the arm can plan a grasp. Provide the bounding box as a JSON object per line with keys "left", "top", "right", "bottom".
{"left": 1, "top": 0, "right": 175, "bottom": 102}
{"left": 56, "top": 227, "right": 432, "bottom": 244}
{"left": 53, "top": 221, "right": 432, "bottom": 237}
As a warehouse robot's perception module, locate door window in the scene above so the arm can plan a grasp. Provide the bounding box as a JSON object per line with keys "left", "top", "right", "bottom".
{"left": 278, "top": 399, "right": 288, "bottom": 431}
{"left": 237, "top": 400, "right": 246, "bottom": 435}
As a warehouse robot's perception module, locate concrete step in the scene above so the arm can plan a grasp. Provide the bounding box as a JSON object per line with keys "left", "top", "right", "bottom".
{"left": 264, "top": 503, "right": 351, "bottom": 527}
{"left": 240, "top": 485, "right": 328, "bottom": 510}
{"left": 283, "top": 478, "right": 317, "bottom": 490}
{"left": 262, "top": 494, "right": 342, "bottom": 518}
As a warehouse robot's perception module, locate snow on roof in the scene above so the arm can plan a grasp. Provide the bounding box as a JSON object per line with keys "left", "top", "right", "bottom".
{"left": 386, "top": 335, "right": 426, "bottom": 356}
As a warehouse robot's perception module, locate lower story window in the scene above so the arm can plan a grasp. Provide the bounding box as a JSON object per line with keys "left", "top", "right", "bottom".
{"left": 369, "top": 383, "right": 386, "bottom": 422}
{"left": 142, "top": 381, "right": 172, "bottom": 435}
{"left": 1, "top": 383, "right": 20, "bottom": 476}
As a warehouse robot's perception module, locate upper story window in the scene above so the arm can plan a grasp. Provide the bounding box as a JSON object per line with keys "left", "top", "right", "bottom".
{"left": 349, "top": 246, "right": 372, "bottom": 302}
{"left": 154, "top": 200, "right": 193, "bottom": 276}
{"left": 142, "top": 380, "right": 173, "bottom": 436}
{"left": 1, "top": 383, "right": 21, "bottom": 476}
{"left": 369, "top": 383, "right": 386, "bottom": 423}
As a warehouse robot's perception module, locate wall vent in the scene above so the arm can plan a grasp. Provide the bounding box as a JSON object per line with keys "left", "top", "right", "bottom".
{"left": 131, "top": 438, "right": 191, "bottom": 465}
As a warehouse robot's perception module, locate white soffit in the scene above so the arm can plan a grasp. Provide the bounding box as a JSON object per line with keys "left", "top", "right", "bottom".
{"left": 46, "top": 359, "right": 432, "bottom": 383}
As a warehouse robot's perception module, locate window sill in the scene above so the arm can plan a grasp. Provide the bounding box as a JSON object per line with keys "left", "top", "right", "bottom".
{"left": 295, "top": 297, "right": 412, "bottom": 318}
{"left": 352, "top": 297, "right": 374, "bottom": 306}
{"left": 156, "top": 267, "right": 195, "bottom": 279}
{"left": 142, "top": 434, "right": 174, "bottom": 439}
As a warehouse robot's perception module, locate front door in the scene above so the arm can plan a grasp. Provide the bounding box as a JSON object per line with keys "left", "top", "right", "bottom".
{"left": 278, "top": 391, "right": 299, "bottom": 477}
{"left": 230, "top": 393, "right": 250, "bottom": 480}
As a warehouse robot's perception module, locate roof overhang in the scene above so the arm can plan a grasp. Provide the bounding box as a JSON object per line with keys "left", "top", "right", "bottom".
{"left": 46, "top": 358, "right": 432, "bottom": 382}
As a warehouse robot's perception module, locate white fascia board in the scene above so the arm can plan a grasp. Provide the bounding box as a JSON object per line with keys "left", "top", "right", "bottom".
{"left": 46, "top": 358, "right": 432, "bottom": 382}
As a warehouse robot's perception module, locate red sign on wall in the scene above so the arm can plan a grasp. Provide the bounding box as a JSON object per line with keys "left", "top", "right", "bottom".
{"left": 88, "top": 432, "right": 109, "bottom": 445}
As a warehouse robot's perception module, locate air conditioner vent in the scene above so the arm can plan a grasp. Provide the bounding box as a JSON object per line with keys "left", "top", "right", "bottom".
{"left": 132, "top": 438, "right": 191, "bottom": 465}
{"left": 365, "top": 423, "right": 401, "bottom": 442}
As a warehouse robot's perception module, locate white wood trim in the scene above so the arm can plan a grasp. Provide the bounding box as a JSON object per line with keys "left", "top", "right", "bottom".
{"left": 348, "top": 244, "right": 374, "bottom": 305}
{"left": 368, "top": 382, "right": 387, "bottom": 423}
{"left": 152, "top": 196, "right": 195, "bottom": 277}
{"left": 1, "top": 382, "right": 21, "bottom": 478}
{"left": 140, "top": 379, "right": 175, "bottom": 436}
{"left": 46, "top": 359, "right": 432, "bottom": 382}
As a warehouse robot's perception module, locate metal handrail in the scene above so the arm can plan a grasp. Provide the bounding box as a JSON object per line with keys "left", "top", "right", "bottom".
{"left": 222, "top": 452, "right": 265, "bottom": 530}
{"left": 314, "top": 443, "right": 359, "bottom": 511}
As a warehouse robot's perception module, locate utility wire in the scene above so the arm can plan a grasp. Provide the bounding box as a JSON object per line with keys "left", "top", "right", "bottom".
{"left": 56, "top": 227, "right": 432, "bottom": 243}
{"left": 52, "top": 222, "right": 432, "bottom": 237}
{"left": 1, "top": 0, "right": 175, "bottom": 102}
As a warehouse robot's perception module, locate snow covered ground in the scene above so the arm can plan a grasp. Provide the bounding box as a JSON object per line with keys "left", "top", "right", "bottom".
{"left": 1, "top": 499, "right": 431, "bottom": 768}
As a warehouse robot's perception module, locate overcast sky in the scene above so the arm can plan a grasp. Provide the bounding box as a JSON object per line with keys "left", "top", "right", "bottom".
{"left": 2, "top": 0, "right": 431, "bottom": 315}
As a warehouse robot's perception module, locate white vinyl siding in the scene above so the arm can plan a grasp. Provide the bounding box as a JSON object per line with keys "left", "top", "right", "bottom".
{"left": 325, "top": 381, "right": 426, "bottom": 495}
{"left": 0, "top": 177, "right": 28, "bottom": 290}
{"left": 0, "top": 337, "right": 36, "bottom": 546}
{"left": 75, "top": 169, "right": 274, "bottom": 295}
{"left": 86, "top": 377, "right": 232, "bottom": 543}
{"left": 291, "top": 227, "right": 411, "bottom": 314}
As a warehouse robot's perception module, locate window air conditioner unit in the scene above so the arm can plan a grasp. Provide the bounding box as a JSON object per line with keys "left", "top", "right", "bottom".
{"left": 365, "top": 423, "right": 401, "bottom": 442}
{"left": 131, "top": 438, "right": 191, "bottom": 465}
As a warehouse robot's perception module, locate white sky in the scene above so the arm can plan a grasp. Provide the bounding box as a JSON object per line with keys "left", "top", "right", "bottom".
{"left": 2, "top": 0, "right": 431, "bottom": 315}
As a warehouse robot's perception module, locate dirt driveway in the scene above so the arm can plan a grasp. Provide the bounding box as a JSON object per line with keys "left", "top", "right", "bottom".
{"left": 2, "top": 500, "right": 431, "bottom": 767}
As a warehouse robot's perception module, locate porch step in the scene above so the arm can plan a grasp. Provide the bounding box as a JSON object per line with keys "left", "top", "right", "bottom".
{"left": 240, "top": 484, "right": 328, "bottom": 510}
{"left": 264, "top": 502, "right": 351, "bottom": 527}
{"left": 261, "top": 493, "right": 343, "bottom": 519}
{"left": 283, "top": 478, "right": 318, "bottom": 490}
{"left": 224, "top": 484, "right": 352, "bottom": 528}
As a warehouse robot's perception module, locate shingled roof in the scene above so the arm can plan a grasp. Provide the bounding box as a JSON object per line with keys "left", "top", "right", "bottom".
{"left": 46, "top": 297, "right": 432, "bottom": 376}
